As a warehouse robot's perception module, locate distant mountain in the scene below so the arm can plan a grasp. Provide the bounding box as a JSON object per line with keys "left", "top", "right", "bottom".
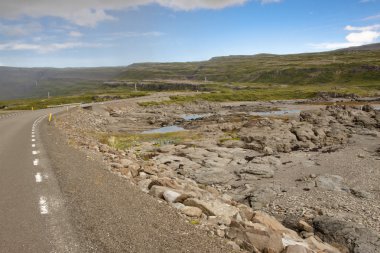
{"left": 1, "top": 43, "right": 380, "bottom": 101}
{"left": 119, "top": 43, "right": 380, "bottom": 84}
{"left": 336, "top": 43, "right": 380, "bottom": 52}
{"left": 0, "top": 67, "right": 125, "bottom": 100}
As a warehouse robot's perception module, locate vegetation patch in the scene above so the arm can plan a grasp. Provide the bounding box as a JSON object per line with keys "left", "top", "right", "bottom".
{"left": 100, "top": 131, "right": 201, "bottom": 150}
{"left": 0, "top": 91, "right": 148, "bottom": 110}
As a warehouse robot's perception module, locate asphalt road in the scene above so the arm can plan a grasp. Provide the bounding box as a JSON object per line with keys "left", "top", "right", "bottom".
{"left": 0, "top": 109, "right": 80, "bottom": 252}
{"left": 0, "top": 108, "right": 233, "bottom": 253}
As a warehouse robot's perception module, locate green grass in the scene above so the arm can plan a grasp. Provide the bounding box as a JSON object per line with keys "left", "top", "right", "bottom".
{"left": 119, "top": 50, "right": 380, "bottom": 85}
{"left": 100, "top": 131, "right": 201, "bottom": 150}
{"left": 0, "top": 91, "right": 148, "bottom": 110}
{"left": 138, "top": 82, "right": 379, "bottom": 106}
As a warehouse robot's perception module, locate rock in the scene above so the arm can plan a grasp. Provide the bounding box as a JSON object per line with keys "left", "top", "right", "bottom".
{"left": 282, "top": 215, "right": 301, "bottom": 232}
{"left": 183, "top": 198, "right": 239, "bottom": 218}
{"left": 148, "top": 177, "right": 182, "bottom": 190}
{"left": 300, "top": 231, "right": 314, "bottom": 239}
{"left": 282, "top": 245, "right": 313, "bottom": 253}
{"left": 315, "top": 175, "right": 349, "bottom": 192}
{"left": 137, "top": 179, "right": 152, "bottom": 193}
{"left": 263, "top": 146, "right": 274, "bottom": 155}
{"left": 227, "top": 241, "right": 240, "bottom": 251}
{"left": 245, "top": 225, "right": 284, "bottom": 253}
{"left": 163, "top": 190, "right": 182, "bottom": 203}
{"left": 237, "top": 204, "right": 255, "bottom": 221}
{"left": 192, "top": 167, "right": 236, "bottom": 185}
{"left": 149, "top": 185, "right": 170, "bottom": 199}
{"left": 216, "top": 229, "right": 225, "bottom": 238}
{"left": 305, "top": 236, "right": 340, "bottom": 253}
{"left": 247, "top": 185, "right": 280, "bottom": 210}
{"left": 252, "top": 212, "right": 298, "bottom": 238}
{"left": 181, "top": 206, "right": 203, "bottom": 217}
{"left": 239, "top": 164, "right": 275, "bottom": 178}
{"left": 120, "top": 158, "right": 134, "bottom": 167}
{"left": 313, "top": 216, "right": 380, "bottom": 253}
{"left": 171, "top": 202, "right": 185, "bottom": 210}
{"left": 358, "top": 153, "right": 365, "bottom": 158}
{"left": 350, "top": 188, "right": 372, "bottom": 199}
{"left": 298, "top": 220, "right": 314, "bottom": 233}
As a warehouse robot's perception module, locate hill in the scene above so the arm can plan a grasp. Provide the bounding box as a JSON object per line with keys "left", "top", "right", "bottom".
{"left": 0, "top": 67, "right": 125, "bottom": 100}
{"left": 118, "top": 49, "right": 380, "bottom": 85}
{"left": 1, "top": 43, "right": 380, "bottom": 101}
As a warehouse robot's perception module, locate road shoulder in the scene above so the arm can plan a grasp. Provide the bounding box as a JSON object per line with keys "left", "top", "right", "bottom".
{"left": 40, "top": 116, "right": 234, "bottom": 253}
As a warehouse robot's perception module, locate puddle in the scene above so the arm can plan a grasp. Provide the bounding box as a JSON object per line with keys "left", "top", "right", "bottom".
{"left": 142, "top": 126, "right": 185, "bottom": 134}
{"left": 249, "top": 109, "right": 301, "bottom": 116}
{"left": 181, "top": 114, "right": 211, "bottom": 121}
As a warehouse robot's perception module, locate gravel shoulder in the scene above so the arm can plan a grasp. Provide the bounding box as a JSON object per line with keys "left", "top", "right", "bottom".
{"left": 40, "top": 115, "right": 235, "bottom": 253}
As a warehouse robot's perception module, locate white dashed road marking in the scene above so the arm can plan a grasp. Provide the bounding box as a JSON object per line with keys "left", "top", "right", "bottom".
{"left": 33, "top": 159, "right": 39, "bottom": 166}
{"left": 39, "top": 196, "right": 49, "bottom": 214}
{"left": 35, "top": 173, "right": 42, "bottom": 183}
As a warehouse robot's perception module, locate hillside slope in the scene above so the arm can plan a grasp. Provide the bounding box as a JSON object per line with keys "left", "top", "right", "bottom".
{"left": 1, "top": 43, "right": 380, "bottom": 101}
{"left": 0, "top": 67, "right": 125, "bottom": 100}
{"left": 119, "top": 45, "right": 380, "bottom": 85}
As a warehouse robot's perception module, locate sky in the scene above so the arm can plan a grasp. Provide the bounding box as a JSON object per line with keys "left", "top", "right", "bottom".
{"left": 0, "top": 0, "right": 379, "bottom": 67}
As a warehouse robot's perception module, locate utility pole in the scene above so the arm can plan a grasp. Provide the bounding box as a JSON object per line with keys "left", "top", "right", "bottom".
{"left": 48, "top": 92, "right": 50, "bottom": 99}
{"left": 134, "top": 82, "right": 137, "bottom": 92}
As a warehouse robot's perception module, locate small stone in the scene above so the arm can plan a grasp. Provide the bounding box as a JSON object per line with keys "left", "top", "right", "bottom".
{"left": 181, "top": 206, "right": 203, "bottom": 217}
{"left": 171, "top": 202, "right": 185, "bottom": 210}
{"left": 120, "top": 158, "right": 134, "bottom": 167}
{"left": 263, "top": 146, "right": 274, "bottom": 155}
{"left": 163, "top": 190, "right": 182, "bottom": 203}
{"left": 300, "top": 231, "right": 314, "bottom": 238}
{"left": 216, "top": 229, "right": 225, "bottom": 238}
{"left": 358, "top": 154, "right": 365, "bottom": 158}
{"left": 298, "top": 220, "right": 314, "bottom": 233}
{"left": 149, "top": 185, "right": 169, "bottom": 199}
{"left": 227, "top": 241, "right": 240, "bottom": 251}
{"left": 282, "top": 245, "right": 313, "bottom": 253}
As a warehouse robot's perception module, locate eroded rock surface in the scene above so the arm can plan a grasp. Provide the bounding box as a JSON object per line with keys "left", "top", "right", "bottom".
{"left": 54, "top": 96, "right": 380, "bottom": 253}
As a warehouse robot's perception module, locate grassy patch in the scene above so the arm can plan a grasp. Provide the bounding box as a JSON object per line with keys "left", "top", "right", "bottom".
{"left": 138, "top": 82, "right": 379, "bottom": 106}
{"left": 119, "top": 51, "right": 380, "bottom": 85}
{"left": 0, "top": 91, "right": 148, "bottom": 110}
{"left": 100, "top": 131, "right": 201, "bottom": 150}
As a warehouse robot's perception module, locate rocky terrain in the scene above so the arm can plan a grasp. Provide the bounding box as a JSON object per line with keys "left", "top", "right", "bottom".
{"left": 54, "top": 94, "right": 380, "bottom": 253}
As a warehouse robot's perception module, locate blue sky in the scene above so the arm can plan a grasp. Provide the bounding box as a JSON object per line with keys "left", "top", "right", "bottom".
{"left": 0, "top": 0, "right": 379, "bottom": 67}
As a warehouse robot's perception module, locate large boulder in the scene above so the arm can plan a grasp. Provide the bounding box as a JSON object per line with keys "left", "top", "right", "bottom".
{"left": 315, "top": 175, "right": 349, "bottom": 192}
{"left": 183, "top": 198, "right": 239, "bottom": 218}
{"left": 238, "top": 163, "right": 275, "bottom": 179}
{"left": 313, "top": 216, "right": 380, "bottom": 253}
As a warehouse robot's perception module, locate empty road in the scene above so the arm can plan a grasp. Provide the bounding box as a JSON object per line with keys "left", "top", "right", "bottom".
{"left": 0, "top": 109, "right": 79, "bottom": 252}
{"left": 0, "top": 109, "right": 233, "bottom": 253}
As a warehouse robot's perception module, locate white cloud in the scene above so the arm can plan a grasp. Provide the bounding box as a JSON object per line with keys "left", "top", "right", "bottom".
{"left": 0, "top": 0, "right": 253, "bottom": 27}
{"left": 260, "top": 0, "right": 282, "bottom": 3}
{"left": 346, "top": 30, "right": 379, "bottom": 43}
{"left": 312, "top": 24, "right": 380, "bottom": 50}
{"left": 112, "top": 31, "right": 164, "bottom": 37}
{"left": 0, "top": 22, "right": 42, "bottom": 36}
{"left": 345, "top": 24, "right": 380, "bottom": 31}
{"left": 0, "top": 42, "right": 103, "bottom": 53}
{"left": 363, "top": 13, "right": 380, "bottom": 20}
{"left": 69, "top": 31, "right": 83, "bottom": 37}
